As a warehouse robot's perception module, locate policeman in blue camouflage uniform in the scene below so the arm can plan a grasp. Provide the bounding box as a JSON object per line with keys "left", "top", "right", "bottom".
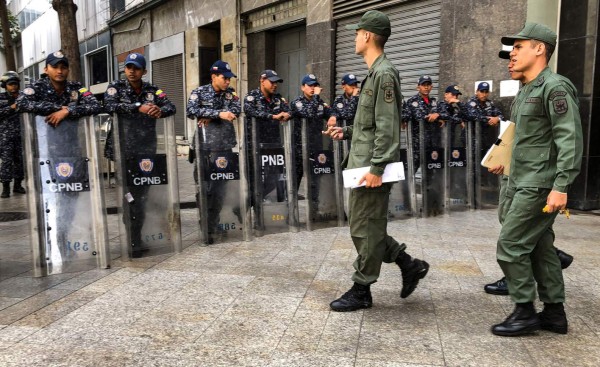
{"left": 187, "top": 60, "right": 241, "bottom": 243}
{"left": 290, "top": 74, "right": 331, "bottom": 197}
{"left": 17, "top": 52, "right": 101, "bottom": 124}
{"left": 17, "top": 51, "right": 101, "bottom": 252}
{"left": 437, "top": 84, "right": 473, "bottom": 147}
{"left": 0, "top": 71, "right": 25, "bottom": 198}
{"left": 243, "top": 70, "right": 291, "bottom": 203}
{"left": 466, "top": 82, "right": 504, "bottom": 128}
{"left": 402, "top": 75, "right": 439, "bottom": 169}
{"left": 327, "top": 73, "right": 360, "bottom": 128}
{"left": 104, "top": 53, "right": 176, "bottom": 257}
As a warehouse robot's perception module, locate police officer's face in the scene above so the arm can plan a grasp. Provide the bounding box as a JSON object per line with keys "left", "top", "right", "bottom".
{"left": 6, "top": 82, "right": 19, "bottom": 94}
{"left": 476, "top": 90, "right": 489, "bottom": 102}
{"left": 301, "top": 83, "right": 316, "bottom": 97}
{"left": 212, "top": 74, "right": 231, "bottom": 92}
{"left": 354, "top": 30, "right": 368, "bottom": 55}
{"left": 341, "top": 84, "right": 356, "bottom": 95}
{"left": 125, "top": 64, "right": 146, "bottom": 82}
{"left": 45, "top": 63, "right": 69, "bottom": 82}
{"left": 417, "top": 82, "right": 432, "bottom": 96}
{"left": 261, "top": 78, "right": 278, "bottom": 95}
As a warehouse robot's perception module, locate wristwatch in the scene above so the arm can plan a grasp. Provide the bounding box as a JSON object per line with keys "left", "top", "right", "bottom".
{"left": 135, "top": 102, "right": 141, "bottom": 107}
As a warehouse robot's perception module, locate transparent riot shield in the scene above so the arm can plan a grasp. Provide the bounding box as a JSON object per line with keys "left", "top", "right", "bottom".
{"left": 388, "top": 121, "right": 414, "bottom": 220}
{"left": 445, "top": 121, "right": 472, "bottom": 211}
{"left": 194, "top": 118, "right": 247, "bottom": 245}
{"left": 249, "top": 117, "right": 297, "bottom": 236}
{"left": 473, "top": 120, "right": 500, "bottom": 208}
{"left": 21, "top": 114, "right": 109, "bottom": 277}
{"left": 112, "top": 115, "right": 181, "bottom": 259}
{"left": 417, "top": 118, "right": 447, "bottom": 217}
{"left": 299, "top": 117, "right": 341, "bottom": 230}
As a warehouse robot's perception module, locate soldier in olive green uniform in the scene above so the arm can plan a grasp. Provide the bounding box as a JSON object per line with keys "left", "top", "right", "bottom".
{"left": 325, "top": 10, "right": 429, "bottom": 312}
{"left": 490, "top": 23, "right": 583, "bottom": 337}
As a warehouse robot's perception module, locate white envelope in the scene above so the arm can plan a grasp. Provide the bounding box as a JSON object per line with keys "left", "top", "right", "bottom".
{"left": 342, "top": 162, "right": 405, "bottom": 189}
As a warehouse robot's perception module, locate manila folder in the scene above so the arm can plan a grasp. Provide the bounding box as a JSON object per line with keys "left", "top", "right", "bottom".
{"left": 481, "top": 121, "right": 515, "bottom": 175}
{"left": 342, "top": 162, "right": 405, "bottom": 189}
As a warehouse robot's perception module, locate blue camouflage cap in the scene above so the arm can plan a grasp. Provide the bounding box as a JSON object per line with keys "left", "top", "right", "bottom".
{"left": 418, "top": 75, "right": 432, "bottom": 85}
{"left": 46, "top": 50, "right": 69, "bottom": 67}
{"left": 125, "top": 53, "right": 146, "bottom": 69}
{"left": 445, "top": 84, "right": 462, "bottom": 95}
{"left": 210, "top": 60, "right": 236, "bottom": 78}
{"left": 260, "top": 69, "right": 283, "bottom": 83}
{"left": 301, "top": 74, "right": 319, "bottom": 86}
{"left": 477, "top": 82, "right": 490, "bottom": 91}
{"left": 341, "top": 74, "right": 359, "bottom": 85}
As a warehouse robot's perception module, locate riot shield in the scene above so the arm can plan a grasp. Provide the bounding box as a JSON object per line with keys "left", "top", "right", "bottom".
{"left": 249, "top": 117, "right": 297, "bottom": 236}
{"left": 416, "top": 118, "right": 447, "bottom": 217}
{"left": 299, "top": 117, "right": 341, "bottom": 230}
{"left": 194, "top": 118, "right": 247, "bottom": 245}
{"left": 473, "top": 120, "right": 500, "bottom": 208}
{"left": 388, "top": 121, "right": 414, "bottom": 220}
{"left": 21, "top": 114, "right": 109, "bottom": 277}
{"left": 445, "top": 121, "right": 472, "bottom": 211}
{"left": 112, "top": 115, "right": 182, "bottom": 259}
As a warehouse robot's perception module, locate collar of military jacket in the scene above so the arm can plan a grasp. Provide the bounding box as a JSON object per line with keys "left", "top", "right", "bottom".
{"left": 532, "top": 66, "right": 551, "bottom": 87}
{"left": 367, "top": 52, "right": 387, "bottom": 76}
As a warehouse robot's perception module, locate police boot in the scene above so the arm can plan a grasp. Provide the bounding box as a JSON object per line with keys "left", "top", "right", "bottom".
{"left": 330, "top": 283, "right": 373, "bottom": 312}
{"left": 538, "top": 303, "right": 568, "bottom": 334}
{"left": 395, "top": 250, "right": 429, "bottom": 298}
{"left": 556, "top": 249, "right": 574, "bottom": 269}
{"left": 13, "top": 180, "right": 26, "bottom": 194}
{"left": 484, "top": 277, "right": 509, "bottom": 296}
{"left": 491, "top": 302, "right": 540, "bottom": 336}
{"left": 1, "top": 182, "right": 10, "bottom": 198}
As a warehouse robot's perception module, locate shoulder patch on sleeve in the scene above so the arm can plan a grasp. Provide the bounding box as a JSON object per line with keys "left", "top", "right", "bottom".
{"left": 106, "top": 87, "right": 117, "bottom": 96}
{"left": 549, "top": 90, "right": 567, "bottom": 100}
{"left": 23, "top": 87, "right": 35, "bottom": 95}
{"left": 78, "top": 88, "right": 88, "bottom": 93}
{"left": 553, "top": 98, "right": 568, "bottom": 115}
{"left": 189, "top": 93, "right": 198, "bottom": 101}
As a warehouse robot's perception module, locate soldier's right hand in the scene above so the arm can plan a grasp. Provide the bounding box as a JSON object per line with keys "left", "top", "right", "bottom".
{"left": 322, "top": 126, "right": 344, "bottom": 140}
{"left": 197, "top": 118, "right": 211, "bottom": 127}
{"left": 488, "top": 165, "right": 504, "bottom": 175}
{"left": 219, "top": 111, "right": 237, "bottom": 122}
{"left": 427, "top": 113, "right": 439, "bottom": 122}
{"left": 327, "top": 116, "right": 337, "bottom": 128}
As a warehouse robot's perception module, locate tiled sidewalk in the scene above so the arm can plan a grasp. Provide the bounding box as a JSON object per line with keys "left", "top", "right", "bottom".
{"left": 0, "top": 160, "right": 599, "bottom": 366}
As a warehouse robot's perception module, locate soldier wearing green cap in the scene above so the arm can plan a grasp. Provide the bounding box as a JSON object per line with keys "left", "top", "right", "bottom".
{"left": 489, "top": 22, "right": 583, "bottom": 337}
{"left": 324, "top": 10, "right": 429, "bottom": 312}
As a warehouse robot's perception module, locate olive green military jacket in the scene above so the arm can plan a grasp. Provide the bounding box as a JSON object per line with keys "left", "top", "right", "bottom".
{"left": 509, "top": 67, "right": 583, "bottom": 192}
{"left": 342, "top": 53, "right": 402, "bottom": 176}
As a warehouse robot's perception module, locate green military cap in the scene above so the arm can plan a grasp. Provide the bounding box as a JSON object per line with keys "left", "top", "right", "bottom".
{"left": 501, "top": 22, "right": 557, "bottom": 47}
{"left": 345, "top": 10, "right": 391, "bottom": 37}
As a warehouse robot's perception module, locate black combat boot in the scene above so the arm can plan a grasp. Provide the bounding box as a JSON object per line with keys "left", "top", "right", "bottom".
{"left": 395, "top": 250, "right": 429, "bottom": 298}
{"left": 1, "top": 182, "right": 10, "bottom": 198}
{"left": 12, "top": 180, "right": 26, "bottom": 194}
{"left": 492, "top": 302, "right": 541, "bottom": 336}
{"left": 556, "top": 249, "right": 574, "bottom": 269}
{"left": 484, "top": 277, "right": 509, "bottom": 296}
{"left": 330, "top": 283, "right": 373, "bottom": 312}
{"left": 538, "top": 302, "right": 568, "bottom": 334}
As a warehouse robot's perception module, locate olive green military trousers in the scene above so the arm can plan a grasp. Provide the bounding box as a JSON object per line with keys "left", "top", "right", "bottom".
{"left": 497, "top": 184, "right": 564, "bottom": 304}
{"left": 349, "top": 183, "right": 406, "bottom": 285}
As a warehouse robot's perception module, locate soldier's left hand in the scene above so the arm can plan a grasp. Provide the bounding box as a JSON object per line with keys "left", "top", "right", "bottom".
{"left": 146, "top": 104, "right": 162, "bottom": 119}
{"left": 545, "top": 190, "right": 568, "bottom": 213}
{"left": 219, "top": 111, "right": 237, "bottom": 121}
{"left": 487, "top": 116, "right": 500, "bottom": 126}
{"left": 45, "top": 107, "right": 69, "bottom": 127}
{"left": 359, "top": 173, "right": 383, "bottom": 188}
{"left": 281, "top": 112, "right": 291, "bottom": 121}
{"left": 197, "top": 118, "right": 211, "bottom": 127}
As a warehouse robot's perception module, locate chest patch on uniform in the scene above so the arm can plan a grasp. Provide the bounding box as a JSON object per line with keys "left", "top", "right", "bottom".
{"left": 337, "top": 102, "right": 343, "bottom": 109}
{"left": 412, "top": 101, "right": 418, "bottom": 107}
{"left": 23, "top": 88, "right": 35, "bottom": 95}
{"left": 295, "top": 101, "right": 303, "bottom": 109}
{"left": 225, "top": 92, "right": 233, "bottom": 100}
{"left": 106, "top": 87, "right": 117, "bottom": 96}
{"left": 190, "top": 93, "right": 198, "bottom": 100}
{"left": 553, "top": 98, "right": 568, "bottom": 114}
{"left": 246, "top": 95, "right": 254, "bottom": 102}
{"left": 146, "top": 93, "right": 155, "bottom": 102}
{"left": 70, "top": 91, "right": 79, "bottom": 101}
{"left": 364, "top": 89, "right": 373, "bottom": 96}
{"left": 469, "top": 101, "right": 476, "bottom": 107}
{"left": 525, "top": 97, "right": 542, "bottom": 103}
